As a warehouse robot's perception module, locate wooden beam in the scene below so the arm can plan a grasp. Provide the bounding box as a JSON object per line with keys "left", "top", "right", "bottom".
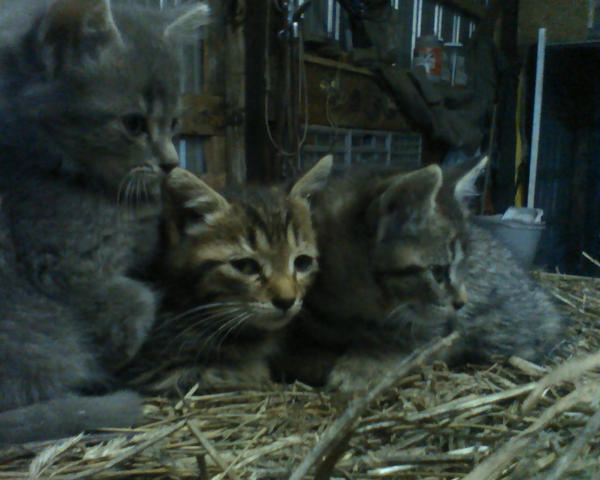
{"left": 303, "top": 53, "right": 376, "bottom": 77}
{"left": 180, "top": 94, "right": 225, "bottom": 137}
{"left": 224, "top": 14, "right": 246, "bottom": 184}
{"left": 200, "top": 13, "right": 227, "bottom": 175}
{"left": 244, "top": 0, "right": 272, "bottom": 182}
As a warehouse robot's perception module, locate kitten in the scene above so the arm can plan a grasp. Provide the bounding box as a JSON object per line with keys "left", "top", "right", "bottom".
{"left": 0, "top": 0, "right": 201, "bottom": 443}
{"left": 125, "top": 156, "right": 333, "bottom": 392}
{"left": 280, "top": 158, "right": 564, "bottom": 390}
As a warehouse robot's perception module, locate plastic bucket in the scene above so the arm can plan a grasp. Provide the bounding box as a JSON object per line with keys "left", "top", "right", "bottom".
{"left": 473, "top": 214, "right": 546, "bottom": 268}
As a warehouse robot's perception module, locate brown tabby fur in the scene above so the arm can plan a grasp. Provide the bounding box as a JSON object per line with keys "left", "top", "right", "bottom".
{"left": 126, "top": 157, "right": 332, "bottom": 392}
{"left": 278, "top": 158, "right": 564, "bottom": 391}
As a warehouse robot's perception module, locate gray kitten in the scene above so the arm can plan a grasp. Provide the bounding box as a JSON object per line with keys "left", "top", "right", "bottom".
{"left": 0, "top": 0, "right": 189, "bottom": 443}
{"left": 279, "top": 159, "right": 565, "bottom": 390}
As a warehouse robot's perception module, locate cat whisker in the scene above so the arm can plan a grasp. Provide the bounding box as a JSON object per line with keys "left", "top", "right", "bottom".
{"left": 164, "top": 307, "right": 245, "bottom": 355}
{"left": 116, "top": 174, "right": 130, "bottom": 206}
{"left": 163, "top": 302, "right": 246, "bottom": 325}
{"left": 216, "top": 312, "right": 250, "bottom": 343}
{"left": 138, "top": 176, "right": 147, "bottom": 204}
{"left": 166, "top": 307, "right": 242, "bottom": 343}
{"left": 384, "top": 303, "right": 411, "bottom": 324}
{"left": 204, "top": 312, "right": 250, "bottom": 355}
{"left": 133, "top": 175, "right": 141, "bottom": 207}
{"left": 125, "top": 178, "right": 135, "bottom": 209}
{"left": 117, "top": 174, "right": 132, "bottom": 207}
{"left": 116, "top": 167, "right": 159, "bottom": 208}
{"left": 184, "top": 308, "right": 244, "bottom": 333}
{"left": 186, "top": 309, "right": 250, "bottom": 356}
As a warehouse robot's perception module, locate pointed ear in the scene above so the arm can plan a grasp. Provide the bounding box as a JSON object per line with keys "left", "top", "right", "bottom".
{"left": 289, "top": 155, "right": 333, "bottom": 200}
{"left": 164, "top": 3, "right": 213, "bottom": 39}
{"left": 162, "top": 167, "right": 229, "bottom": 242}
{"left": 452, "top": 156, "right": 488, "bottom": 212}
{"left": 369, "top": 165, "right": 442, "bottom": 241}
{"left": 37, "top": 0, "right": 123, "bottom": 74}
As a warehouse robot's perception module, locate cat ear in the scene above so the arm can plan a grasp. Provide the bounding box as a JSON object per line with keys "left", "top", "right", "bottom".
{"left": 370, "top": 165, "right": 442, "bottom": 240}
{"left": 37, "top": 0, "right": 123, "bottom": 74}
{"left": 452, "top": 156, "right": 488, "bottom": 212}
{"left": 163, "top": 168, "right": 229, "bottom": 239}
{"left": 289, "top": 155, "right": 334, "bottom": 200}
{"left": 163, "top": 3, "right": 213, "bottom": 39}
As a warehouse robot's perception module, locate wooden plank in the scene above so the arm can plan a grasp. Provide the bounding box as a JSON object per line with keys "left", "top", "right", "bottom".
{"left": 303, "top": 53, "right": 375, "bottom": 77}
{"left": 303, "top": 61, "right": 411, "bottom": 132}
{"left": 202, "top": 16, "right": 226, "bottom": 96}
{"left": 180, "top": 93, "right": 225, "bottom": 136}
{"left": 224, "top": 17, "right": 246, "bottom": 184}
{"left": 203, "top": 135, "right": 227, "bottom": 184}
{"left": 198, "top": 11, "right": 227, "bottom": 176}
{"left": 244, "top": 0, "right": 272, "bottom": 182}
{"left": 518, "top": 0, "right": 588, "bottom": 45}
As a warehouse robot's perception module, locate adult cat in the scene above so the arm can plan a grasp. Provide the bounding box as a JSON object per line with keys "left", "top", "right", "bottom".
{"left": 0, "top": 0, "right": 204, "bottom": 443}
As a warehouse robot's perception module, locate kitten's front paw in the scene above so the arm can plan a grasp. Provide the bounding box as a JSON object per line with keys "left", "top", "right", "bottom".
{"left": 201, "top": 360, "right": 272, "bottom": 389}
{"left": 151, "top": 361, "right": 272, "bottom": 394}
{"left": 327, "top": 355, "right": 389, "bottom": 393}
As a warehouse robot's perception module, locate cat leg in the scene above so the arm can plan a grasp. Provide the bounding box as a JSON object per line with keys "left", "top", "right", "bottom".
{"left": 326, "top": 353, "right": 413, "bottom": 393}
{"left": 146, "top": 359, "right": 273, "bottom": 394}
{"left": 270, "top": 344, "right": 339, "bottom": 387}
{"left": 76, "top": 276, "right": 158, "bottom": 369}
{"left": 0, "top": 391, "right": 143, "bottom": 444}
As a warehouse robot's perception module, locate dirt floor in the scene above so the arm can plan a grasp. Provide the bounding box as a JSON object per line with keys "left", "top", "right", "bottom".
{"left": 1, "top": 272, "right": 599, "bottom": 480}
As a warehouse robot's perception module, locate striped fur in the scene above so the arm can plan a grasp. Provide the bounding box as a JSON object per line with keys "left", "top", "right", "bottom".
{"left": 126, "top": 157, "right": 332, "bottom": 391}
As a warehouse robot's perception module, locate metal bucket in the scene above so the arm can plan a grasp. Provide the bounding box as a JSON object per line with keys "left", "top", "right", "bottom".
{"left": 473, "top": 209, "right": 546, "bottom": 268}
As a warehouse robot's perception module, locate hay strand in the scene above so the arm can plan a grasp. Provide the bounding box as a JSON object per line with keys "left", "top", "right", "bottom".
{"left": 0, "top": 273, "right": 598, "bottom": 479}
{"left": 522, "top": 350, "right": 600, "bottom": 413}
{"left": 545, "top": 405, "right": 600, "bottom": 480}
{"left": 289, "top": 332, "right": 459, "bottom": 480}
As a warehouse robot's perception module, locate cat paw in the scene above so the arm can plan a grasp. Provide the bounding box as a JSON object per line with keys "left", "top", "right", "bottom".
{"left": 202, "top": 361, "right": 272, "bottom": 388}
{"left": 326, "top": 355, "right": 388, "bottom": 393}
{"left": 83, "top": 277, "right": 158, "bottom": 368}
{"left": 160, "top": 361, "right": 272, "bottom": 393}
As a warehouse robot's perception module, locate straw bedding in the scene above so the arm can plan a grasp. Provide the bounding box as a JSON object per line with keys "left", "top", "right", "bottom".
{"left": 1, "top": 272, "right": 599, "bottom": 479}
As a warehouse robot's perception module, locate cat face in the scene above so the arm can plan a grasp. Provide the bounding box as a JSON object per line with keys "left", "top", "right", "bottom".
{"left": 161, "top": 156, "right": 333, "bottom": 334}
{"left": 309, "top": 158, "right": 487, "bottom": 346}
{"left": 13, "top": 0, "right": 184, "bottom": 196}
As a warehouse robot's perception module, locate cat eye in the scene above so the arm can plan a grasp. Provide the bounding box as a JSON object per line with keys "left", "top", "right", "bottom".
{"left": 430, "top": 265, "right": 449, "bottom": 283}
{"left": 171, "top": 117, "right": 180, "bottom": 132}
{"left": 294, "top": 254, "right": 314, "bottom": 273}
{"left": 122, "top": 114, "right": 148, "bottom": 137}
{"left": 384, "top": 265, "right": 424, "bottom": 276}
{"left": 230, "top": 258, "right": 261, "bottom": 275}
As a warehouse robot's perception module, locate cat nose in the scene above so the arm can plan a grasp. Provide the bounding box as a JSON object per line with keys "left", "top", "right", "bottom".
{"left": 158, "top": 140, "right": 179, "bottom": 173}
{"left": 453, "top": 298, "right": 465, "bottom": 310}
{"left": 452, "top": 284, "right": 468, "bottom": 310}
{"left": 160, "top": 162, "right": 177, "bottom": 173}
{"left": 272, "top": 297, "right": 295, "bottom": 312}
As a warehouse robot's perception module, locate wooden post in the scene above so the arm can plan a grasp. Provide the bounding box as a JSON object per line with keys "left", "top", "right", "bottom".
{"left": 244, "top": 0, "right": 273, "bottom": 182}
{"left": 201, "top": 7, "right": 227, "bottom": 177}
{"left": 224, "top": 3, "right": 246, "bottom": 184}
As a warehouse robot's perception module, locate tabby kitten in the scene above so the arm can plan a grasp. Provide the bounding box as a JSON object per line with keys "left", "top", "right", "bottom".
{"left": 280, "top": 158, "right": 564, "bottom": 390}
{"left": 126, "top": 156, "right": 333, "bottom": 392}
{"left": 0, "top": 0, "right": 199, "bottom": 443}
